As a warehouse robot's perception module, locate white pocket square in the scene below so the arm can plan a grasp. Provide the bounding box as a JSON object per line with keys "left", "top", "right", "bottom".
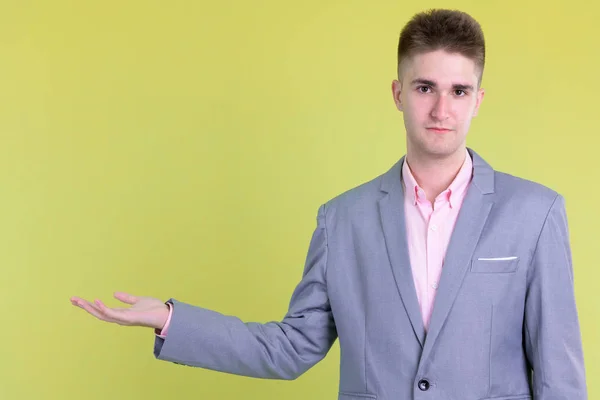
{"left": 477, "top": 256, "right": 518, "bottom": 261}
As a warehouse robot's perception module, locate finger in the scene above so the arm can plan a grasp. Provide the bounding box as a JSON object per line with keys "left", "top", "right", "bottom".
{"left": 94, "top": 299, "right": 133, "bottom": 325}
{"left": 73, "top": 298, "right": 118, "bottom": 323}
{"left": 113, "top": 292, "right": 138, "bottom": 305}
{"left": 71, "top": 297, "right": 91, "bottom": 309}
{"left": 70, "top": 296, "right": 87, "bottom": 305}
{"left": 72, "top": 296, "right": 127, "bottom": 311}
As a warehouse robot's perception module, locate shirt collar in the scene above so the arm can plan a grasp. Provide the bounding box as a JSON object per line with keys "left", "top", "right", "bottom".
{"left": 401, "top": 149, "right": 473, "bottom": 208}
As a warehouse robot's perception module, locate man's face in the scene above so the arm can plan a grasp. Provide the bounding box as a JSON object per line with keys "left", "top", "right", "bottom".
{"left": 392, "top": 49, "right": 485, "bottom": 160}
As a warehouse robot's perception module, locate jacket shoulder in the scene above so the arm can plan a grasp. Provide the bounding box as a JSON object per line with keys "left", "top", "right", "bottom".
{"left": 320, "top": 169, "right": 388, "bottom": 216}
{"left": 494, "top": 170, "right": 561, "bottom": 201}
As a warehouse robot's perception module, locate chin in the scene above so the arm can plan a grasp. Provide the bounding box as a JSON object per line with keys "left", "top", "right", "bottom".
{"left": 408, "top": 132, "right": 464, "bottom": 159}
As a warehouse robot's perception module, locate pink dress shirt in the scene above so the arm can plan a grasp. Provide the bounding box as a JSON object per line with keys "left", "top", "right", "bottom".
{"left": 401, "top": 150, "right": 473, "bottom": 330}
{"left": 157, "top": 151, "right": 474, "bottom": 337}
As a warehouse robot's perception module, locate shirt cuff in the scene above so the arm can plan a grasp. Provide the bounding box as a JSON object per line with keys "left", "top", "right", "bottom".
{"left": 155, "top": 301, "right": 173, "bottom": 338}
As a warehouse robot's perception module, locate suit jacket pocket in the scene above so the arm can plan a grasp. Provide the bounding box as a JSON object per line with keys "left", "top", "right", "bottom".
{"left": 470, "top": 257, "right": 519, "bottom": 273}
{"left": 338, "top": 391, "right": 377, "bottom": 399}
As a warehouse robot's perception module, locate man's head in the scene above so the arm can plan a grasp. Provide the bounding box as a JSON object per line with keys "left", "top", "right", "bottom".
{"left": 392, "top": 9, "right": 486, "bottom": 161}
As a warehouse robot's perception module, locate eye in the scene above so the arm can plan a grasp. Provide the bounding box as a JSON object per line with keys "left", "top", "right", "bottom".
{"left": 454, "top": 89, "right": 467, "bottom": 96}
{"left": 417, "top": 86, "right": 431, "bottom": 93}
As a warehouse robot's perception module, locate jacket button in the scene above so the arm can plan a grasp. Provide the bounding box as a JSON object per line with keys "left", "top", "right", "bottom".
{"left": 418, "top": 379, "right": 430, "bottom": 391}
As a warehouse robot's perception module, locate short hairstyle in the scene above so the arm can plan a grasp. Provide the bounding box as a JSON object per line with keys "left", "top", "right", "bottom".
{"left": 397, "top": 9, "right": 486, "bottom": 85}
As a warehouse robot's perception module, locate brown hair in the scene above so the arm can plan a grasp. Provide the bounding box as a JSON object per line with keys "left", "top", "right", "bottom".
{"left": 397, "top": 9, "right": 485, "bottom": 84}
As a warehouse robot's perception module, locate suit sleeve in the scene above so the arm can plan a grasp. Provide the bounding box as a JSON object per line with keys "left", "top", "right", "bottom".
{"left": 153, "top": 204, "right": 337, "bottom": 380}
{"left": 523, "top": 194, "right": 587, "bottom": 399}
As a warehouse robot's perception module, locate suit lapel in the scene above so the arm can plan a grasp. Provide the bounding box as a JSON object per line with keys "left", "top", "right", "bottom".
{"left": 378, "top": 149, "right": 496, "bottom": 353}
{"left": 419, "top": 148, "right": 495, "bottom": 362}
{"left": 378, "top": 157, "right": 426, "bottom": 347}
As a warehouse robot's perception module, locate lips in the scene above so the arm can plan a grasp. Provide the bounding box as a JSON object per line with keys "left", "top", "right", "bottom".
{"left": 427, "top": 127, "right": 452, "bottom": 133}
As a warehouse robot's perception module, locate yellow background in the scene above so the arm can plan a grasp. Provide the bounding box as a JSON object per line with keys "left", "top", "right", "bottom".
{"left": 0, "top": 1, "right": 597, "bottom": 398}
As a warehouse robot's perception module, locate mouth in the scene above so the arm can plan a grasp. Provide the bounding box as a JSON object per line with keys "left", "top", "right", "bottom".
{"left": 426, "top": 127, "right": 453, "bottom": 133}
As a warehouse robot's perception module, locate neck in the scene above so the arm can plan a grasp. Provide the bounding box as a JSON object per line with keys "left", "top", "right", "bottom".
{"left": 405, "top": 147, "right": 467, "bottom": 203}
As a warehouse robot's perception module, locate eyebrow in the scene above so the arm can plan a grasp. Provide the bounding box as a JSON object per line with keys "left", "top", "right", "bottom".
{"left": 411, "top": 78, "right": 474, "bottom": 91}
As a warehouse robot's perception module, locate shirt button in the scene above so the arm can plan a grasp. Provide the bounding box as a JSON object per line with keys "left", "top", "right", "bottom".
{"left": 430, "top": 224, "right": 438, "bottom": 231}
{"left": 418, "top": 379, "right": 430, "bottom": 391}
{"left": 432, "top": 282, "right": 438, "bottom": 289}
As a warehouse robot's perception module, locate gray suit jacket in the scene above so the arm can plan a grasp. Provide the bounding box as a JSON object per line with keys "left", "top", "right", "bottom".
{"left": 154, "top": 148, "right": 587, "bottom": 399}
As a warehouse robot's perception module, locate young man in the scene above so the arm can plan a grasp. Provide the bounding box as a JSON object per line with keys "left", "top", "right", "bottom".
{"left": 71, "top": 9, "right": 587, "bottom": 399}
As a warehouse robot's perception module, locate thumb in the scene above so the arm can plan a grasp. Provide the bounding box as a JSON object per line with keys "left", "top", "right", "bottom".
{"left": 114, "top": 292, "right": 138, "bottom": 305}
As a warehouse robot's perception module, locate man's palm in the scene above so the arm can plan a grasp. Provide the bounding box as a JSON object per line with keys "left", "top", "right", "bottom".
{"left": 70, "top": 292, "right": 169, "bottom": 330}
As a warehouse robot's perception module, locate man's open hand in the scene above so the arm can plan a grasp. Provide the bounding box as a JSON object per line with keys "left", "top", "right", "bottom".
{"left": 70, "top": 292, "right": 170, "bottom": 330}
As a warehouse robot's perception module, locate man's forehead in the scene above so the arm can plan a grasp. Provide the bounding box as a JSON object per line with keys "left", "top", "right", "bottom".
{"left": 401, "top": 49, "right": 477, "bottom": 74}
{"left": 400, "top": 56, "right": 479, "bottom": 86}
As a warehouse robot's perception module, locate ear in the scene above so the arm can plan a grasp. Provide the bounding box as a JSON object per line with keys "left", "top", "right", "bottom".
{"left": 472, "top": 87, "right": 485, "bottom": 116}
{"left": 392, "top": 79, "right": 403, "bottom": 112}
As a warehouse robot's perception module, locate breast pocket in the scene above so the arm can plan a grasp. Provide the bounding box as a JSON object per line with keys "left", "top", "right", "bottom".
{"left": 470, "top": 256, "right": 520, "bottom": 273}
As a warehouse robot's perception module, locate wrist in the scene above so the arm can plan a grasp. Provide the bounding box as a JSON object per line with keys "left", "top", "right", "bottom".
{"left": 156, "top": 302, "right": 173, "bottom": 332}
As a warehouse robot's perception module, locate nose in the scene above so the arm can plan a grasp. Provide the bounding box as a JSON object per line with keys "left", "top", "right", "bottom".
{"left": 430, "top": 94, "right": 450, "bottom": 120}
